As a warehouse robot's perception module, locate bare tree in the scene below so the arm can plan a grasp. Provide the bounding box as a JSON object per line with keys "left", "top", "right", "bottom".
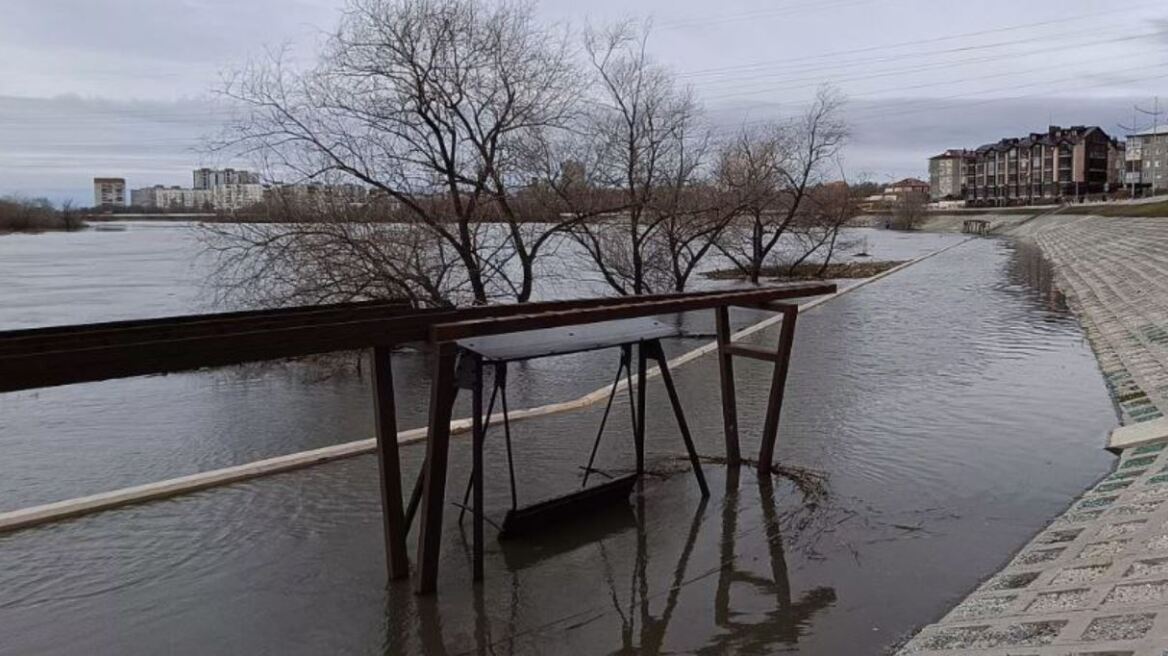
{"left": 716, "top": 88, "right": 848, "bottom": 284}
{"left": 782, "top": 175, "right": 862, "bottom": 278}
{"left": 562, "top": 22, "right": 710, "bottom": 296}
{"left": 891, "top": 191, "right": 928, "bottom": 231}
{"left": 210, "top": 0, "right": 581, "bottom": 307}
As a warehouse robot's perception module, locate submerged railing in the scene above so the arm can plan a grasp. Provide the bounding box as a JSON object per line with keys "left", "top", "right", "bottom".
{"left": 0, "top": 283, "right": 835, "bottom": 594}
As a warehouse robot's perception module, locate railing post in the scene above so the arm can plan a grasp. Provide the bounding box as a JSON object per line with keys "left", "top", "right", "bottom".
{"left": 635, "top": 343, "right": 647, "bottom": 476}
{"left": 371, "top": 345, "right": 410, "bottom": 581}
{"left": 758, "top": 305, "right": 798, "bottom": 476}
{"left": 471, "top": 354, "right": 485, "bottom": 582}
{"left": 415, "top": 342, "right": 459, "bottom": 595}
{"left": 714, "top": 307, "right": 741, "bottom": 466}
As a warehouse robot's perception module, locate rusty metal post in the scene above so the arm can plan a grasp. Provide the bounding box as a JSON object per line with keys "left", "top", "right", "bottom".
{"left": 646, "top": 340, "right": 709, "bottom": 497}
{"left": 757, "top": 305, "right": 798, "bottom": 476}
{"left": 714, "top": 307, "right": 741, "bottom": 466}
{"left": 414, "top": 342, "right": 460, "bottom": 595}
{"left": 635, "top": 343, "right": 648, "bottom": 476}
{"left": 471, "top": 354, "right": 485, "bottom": 582}
{"left": 371, "top": 345, "right": 409, "bottom": 581}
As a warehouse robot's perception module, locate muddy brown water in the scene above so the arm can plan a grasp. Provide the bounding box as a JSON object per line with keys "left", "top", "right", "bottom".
{"left": 0, "top": 226, "right": 1116, "bottom": 654}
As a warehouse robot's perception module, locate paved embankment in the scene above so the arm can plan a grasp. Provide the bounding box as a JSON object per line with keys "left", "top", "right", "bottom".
{"left": 901, "top": 215, "right": 1168, "bottom": 655}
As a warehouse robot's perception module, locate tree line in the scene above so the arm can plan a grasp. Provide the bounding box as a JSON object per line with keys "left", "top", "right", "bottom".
{"left": 201, "top": 0, "right": 857, "bottom": 309}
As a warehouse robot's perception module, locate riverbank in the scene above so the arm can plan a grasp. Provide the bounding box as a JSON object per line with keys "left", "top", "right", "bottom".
{"left": 901, "top": 214, "right": 1168, "bottom": 655}
{"left": 703, "top": 259, "right": 906, "bottom": 281}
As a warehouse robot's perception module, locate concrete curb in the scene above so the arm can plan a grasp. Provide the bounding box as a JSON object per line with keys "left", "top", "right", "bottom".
{"left": 0, "top": 238, "right": 972, "bottom": 533}
{"left": 1109, "top": 417, "right": 1168, "bottom": 453}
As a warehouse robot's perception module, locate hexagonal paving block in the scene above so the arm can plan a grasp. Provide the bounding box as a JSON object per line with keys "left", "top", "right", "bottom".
{"left": 948, "top": 595, "right": 1016, "bottom": 621}
{"left": 1122, "top": 456, "right": 1158, "bottom": 469}
{"left": 1148, "top": 534, "right": 1168, "bottom": 552}
{"left": 1098, "top": 521, "right": 1147, "bottom": 540}
{"left": 985, "top": 571, "right": 1042, "bottom": 591}
{"left": 1128, "top": 486, "right": 1168, "bottom": 503}
{"left": 1063, "top": 509, "right": 1107, "bottom": 523}
{"left": 1017, "top": 547, "right": 1066, "bottom": 565}
{"left": 1134, "top": 441, "right": 1168, "bottom": 455}
{"left": 1080, "top": 496, "right": 1120, "bottom": 510}
{"left": 1080, "top": 613, "right": 1156, "bottom": 641}
{"left": 1096, "top": 480, "right": 1135, "bottom": 493}
{"left": 1125, "top": 557, "right": 1168, "bottom": 579}
{"left": 1039, "top": 528, "right": 1084, "bottom": 544}
{"left": 1026, "top": 588, "right": 1092, "bottom": 613}
{"left": 1111, "top": 500, "right": 1164, "bottom": 516}
{"left": 1052, "top": 563, "right": 1112, "bottom": 586}
{"left": 1080, "top": 540, "right": 1131, "bottom": 559}
{"left": 1109, "top": 469, "right": 1147, "bottom": 481}
{"left": 1102, "top": 580, "right": 1168, "bottom": 607}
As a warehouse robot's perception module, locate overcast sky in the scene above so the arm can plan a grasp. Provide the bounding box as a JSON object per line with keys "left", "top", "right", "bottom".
{"left": 1, "top": 0, "right": 1166, "bottom": 204}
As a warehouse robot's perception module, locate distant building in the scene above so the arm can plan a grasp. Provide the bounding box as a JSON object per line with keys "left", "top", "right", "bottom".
{"left": 954, "top": 125, "right": 1123, "bottom": 207}
{"left": 131, "top": 185, "right": 213, "bottom": 211}
{"left": 193, "top": 167, "right": 260, "bottom": 190}
{"left": 928, "top": 150, "right": 971, "bottom": 200}
{"left": 93, "top": 177, "right": 126, "bottom": 208}
{"left": 210, "top": 183, "right": 265, "bottom": 211}
{"left": 265, "top": 182, "right": 369, "bottom": 208}
{"left": 1124, "top": 127, "right": 1168, "bottom": 195}
{"left": 883, "top": 178, "right": 930, "bottom": 202}
{"left": 132, "top": 175, "right": 264, "bottom": 212}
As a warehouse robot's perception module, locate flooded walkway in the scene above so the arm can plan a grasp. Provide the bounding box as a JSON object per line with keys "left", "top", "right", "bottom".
{"left": 902, "top": 216, "right": 1168, "bottom": 655}
{"left": 0, "top": 230, "right": 1117, "bottom": 655}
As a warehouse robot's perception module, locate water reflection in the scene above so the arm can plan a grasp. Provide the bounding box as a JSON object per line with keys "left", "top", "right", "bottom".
{"left": 381, "top": 467, "right": 836, "bottom": 655}
{"left": 704, "top": 470, "right": 835, "bottom": 655}
{"left": 1004, "top": 239, "right": 1067, "bottom": 312}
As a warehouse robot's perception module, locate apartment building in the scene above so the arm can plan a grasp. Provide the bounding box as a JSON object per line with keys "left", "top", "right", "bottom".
{"left": 953, "top": 126, "right": 1123, "bottom": 207}
{"left": 193, "top": 167, "right": 260, "bottom": 190}
{"left": 93, "top": 177, "right": 126, "bottom": 208}
{"left": 884, "top": 178, "right": 930, "bottom": 202}
{"left": 1125, "top": 127, "right": 1168, "bottom": 195}
{"left": 130, "top": 185, "right": 213, "bottom": 210}
{"left": 928, "top": 150, "right": 970, "bottom": 200}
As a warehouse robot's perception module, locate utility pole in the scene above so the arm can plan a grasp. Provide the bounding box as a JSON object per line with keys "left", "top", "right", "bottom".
{"left": 1120, "top": 97, "right": 1164, "bottom": 197}
{"left": 1137, "top": 97, "right": 1163, "bottom": 194}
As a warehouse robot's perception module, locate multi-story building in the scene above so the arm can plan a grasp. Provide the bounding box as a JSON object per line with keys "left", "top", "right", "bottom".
{"left": 193, "top": 167, "right": 260, "bottom": 190}
{"left": 130, "top": 185, "right": 213, "bottom": 210}
{"left": 955, "top": 126, "right": 1123, "bottom": 207}
{"left": 928, "top": 150, "right": 970, "bottom": 200}
{"left": 132, "top": 180, "right": 264, "bottom": 212}
{"left": 93, "top": 177, "right": 126, "bottom": 208}
{"left": 883, "top": 178, "right": 930, "bottom": 202}
{"left": 210, "top": 183, "right": 265, "bottom": 211}
{"left": 265, "top": 182, "right": 369, "bottom": 208}
{"left": 1125, "top": 127, "right": 1168, "bottom": 195}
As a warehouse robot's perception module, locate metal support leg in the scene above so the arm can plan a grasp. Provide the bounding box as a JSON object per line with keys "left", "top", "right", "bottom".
{"left": 415, "top": 343, "right": 460, "bottom": 595}
{"left": 714, "top": 307, "right": 741, "bottom": 466}
{"left": 646, "top": 339, "right": 709, "bottom": 497}
{"left": 758, "top": 305, "right": 798, "bottom": 476}
{"left": 371, "top": 346, "right": 409, "bottom": 581}
{"left": 635, "top": 343, "right": 647, "bottom": 476}
{"left": 582, "top": 346, "right": 630, "bottom": 487}
{"left": 471, "top": 355, "right": 485, "bottom": 582}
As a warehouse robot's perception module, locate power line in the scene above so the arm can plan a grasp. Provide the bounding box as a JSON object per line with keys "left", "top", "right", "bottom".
{"left": 696, "top": 30, "right": 1161, "bottom": 102}
{"left": 676, "top": 2, "right": 1162, "bottom": 77}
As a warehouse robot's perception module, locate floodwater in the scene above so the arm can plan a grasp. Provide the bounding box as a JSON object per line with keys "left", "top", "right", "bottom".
{"left": 0, "top": 224, "right": 1118, "bottom": 654}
